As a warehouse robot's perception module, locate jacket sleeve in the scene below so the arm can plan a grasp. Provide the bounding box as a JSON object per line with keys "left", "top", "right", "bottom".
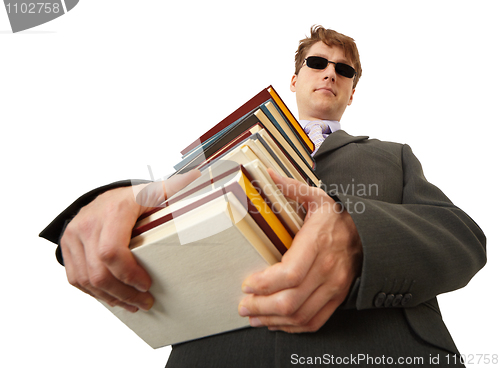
{"left": 337, "top": 144, "right": 486, "bottom": 310}
{"left": 39, "top": 179, "right": 151, "bottom": 265}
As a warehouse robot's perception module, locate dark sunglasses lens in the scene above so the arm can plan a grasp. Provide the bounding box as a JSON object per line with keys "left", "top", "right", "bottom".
{"left": 307, "top": 57, "right": 356, "bottom": 78}
{"left": 306, "top": 56, "right": 328, "bottom": 70}
{"left": 335, "top": 63, "right": 356, "bottom": 78}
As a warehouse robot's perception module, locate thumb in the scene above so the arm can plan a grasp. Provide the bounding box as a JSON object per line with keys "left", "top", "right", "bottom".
{"left": 267, "top": 168, "right": 318, "bottom": 207}
{"left": 163, "top": 169, "right": 202, "bottom": 198}
{"left": 135, "top": 169, "right": 202, "bottom": 209}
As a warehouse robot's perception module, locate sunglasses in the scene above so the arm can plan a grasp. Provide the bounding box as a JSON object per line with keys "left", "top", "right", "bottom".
{"left": 304, "top": 56, "right": 357, "bottom": 79}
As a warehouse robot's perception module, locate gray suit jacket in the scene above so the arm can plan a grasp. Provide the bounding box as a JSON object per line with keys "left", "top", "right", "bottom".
{"left": 314, "top": 130, "right": 486, "bottom": 349}
{"left": 40, "top": 130, "right": 486, "bottom": 368}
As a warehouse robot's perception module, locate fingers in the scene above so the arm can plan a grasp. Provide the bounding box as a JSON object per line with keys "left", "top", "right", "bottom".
{"left": 60, "top": 171, "right": 203, "bottom": 313}
{"left": 97, "top": 171, "right": 202, "bottom": 295}
{"left": 239, "top": 259, "right": 351, "bottom": 333}
{"left": 61, "top": 187, "right": 154, "bottom": 312}
{"left": 240, "top": 256, "right": 323, "bottom": 317}
{"left": 84, "top": 242, "right": 154, "bottom": 312}
{"left": 239, "top": 219, "right": 332, "bottom": 326}
{"left": 239, "top": 170, "right": 361, "bottom": 333}
{"left": 241, "top": 234, "right": 317, "bottom": 295}
{"left": 267, "top": 169, "right": 328, "bottom": 211}
{"left": 239, "top": 243, "right": 349, "bottom": 321}
{"left": 265, "top": 299, "right": 341, "bottom": 333}
{"left": 96, "top": 206, "right": 152, "bottom": 293}
{"left": 163, "top": 170, "right": 202, "bottom": 198}
{"left": 61, "top": 231, "right": 140, "bottom": 312}
{"left": 134, "top": 169, "right": 202, "bottom": 208}
{"left": 241, "top": 172, "right": 335, "bottom": 296}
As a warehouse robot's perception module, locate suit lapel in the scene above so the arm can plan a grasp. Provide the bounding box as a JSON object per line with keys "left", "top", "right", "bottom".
{"left": 313, "top": 130, "right": 369, "bottom": 159}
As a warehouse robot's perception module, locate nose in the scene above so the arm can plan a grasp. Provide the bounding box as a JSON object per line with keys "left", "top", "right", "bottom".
{"left": 323, "top": 63, "right": 336, "bottom": 82}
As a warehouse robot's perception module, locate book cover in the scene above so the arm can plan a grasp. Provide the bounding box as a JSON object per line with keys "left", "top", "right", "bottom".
{"left": 104, "top": 191, "right": 279, "bottom": 348}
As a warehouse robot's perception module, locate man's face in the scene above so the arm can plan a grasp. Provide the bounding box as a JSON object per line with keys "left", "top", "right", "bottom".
{"left": 291, "top": 41, "right": 356, "bottom": 122}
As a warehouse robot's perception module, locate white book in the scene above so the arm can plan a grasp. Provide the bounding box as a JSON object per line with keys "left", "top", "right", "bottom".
{"left": 103, "top": 191, "right": 279, "bottom": 348}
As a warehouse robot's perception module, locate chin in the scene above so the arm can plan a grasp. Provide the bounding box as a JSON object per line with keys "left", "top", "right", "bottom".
{"left": 312, "top": 105, "right": 338, "bottom": 121}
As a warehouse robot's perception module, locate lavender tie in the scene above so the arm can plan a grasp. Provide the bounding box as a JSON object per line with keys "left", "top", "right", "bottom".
{"left": 304, "top": 120, "right": 331, "bottom": 155}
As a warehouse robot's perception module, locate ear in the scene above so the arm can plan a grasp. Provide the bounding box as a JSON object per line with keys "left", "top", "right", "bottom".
{"left": 290, "top": 74, "right": 298, "bottom": 92}
{"left": 347, "top": 88, "right": 355, "bottom": 106}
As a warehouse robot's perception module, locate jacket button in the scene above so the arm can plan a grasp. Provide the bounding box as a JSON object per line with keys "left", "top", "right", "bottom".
{"left": 384, "top": 294, "right": 395, "bottom": 307}
{"left": 401, "top": 293, "right": 413, "bottom": 306}
{"left": 392, "top": 294, "right": 403, "bottom": 306}
{"left": 374, "top": 292, "right": 386, "bottom": 307}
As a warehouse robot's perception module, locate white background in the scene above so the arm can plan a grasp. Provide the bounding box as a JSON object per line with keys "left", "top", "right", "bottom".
{"left": 1, "top": 1, "right": 498, "bottom": 367}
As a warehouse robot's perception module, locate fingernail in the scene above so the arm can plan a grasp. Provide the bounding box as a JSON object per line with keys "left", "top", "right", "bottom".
{"left": 239, "top": 306, "right": 250, "bottom": 317}
{"left": 136, "top": 284, "right": 149, "bottom": 293}
{"left": 242, "top": 284, "right": 254, "bottom": 293}
{"left": 250, "top": 317, "right": 263, "bottom": 327}
{"left": 139, "top": 296, "right": 154, "bottom": 311}
{"left": 124, "top": 305, "right": 139, "bottom": 313}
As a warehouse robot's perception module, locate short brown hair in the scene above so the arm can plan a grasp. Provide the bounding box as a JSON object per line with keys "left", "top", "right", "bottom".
{"left": 294, "top": 25, "right": 362, "bottom": 88}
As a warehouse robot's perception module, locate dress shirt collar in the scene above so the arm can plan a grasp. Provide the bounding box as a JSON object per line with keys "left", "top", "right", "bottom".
{"left": 299, "top": 119, "right": 341, "bottom": 134}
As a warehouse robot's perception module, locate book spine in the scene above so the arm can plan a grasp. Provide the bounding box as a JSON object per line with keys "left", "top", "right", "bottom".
{"left": 252, "top": 132, "right": 293, "bottom": 179}
{"left": 132, "top": 168, "right": 291, "bottom": 256}
{"left": 196, "top": 130, "right": 255, "bottom": 172}
{"left": 224, "top": 183, "right": 288, "bottom": 255}
{"left": 239, "top": 166, "right": 292, "bottom": 251}
{"left": 180, "top": 88, "right": 272, "bottom": 156}
{"left": 243, "top": 164, "right": 296, "bottom": 239}
{"left": 268, "top": 86, "right": 314, "bottom": 153}
{"left": 260, "top": 103, "right": 314, "bottom": 172}
{"left": 253, "top": 116, "right": 313, "bottom": 185}
{"left": 175, "top": 114, "right": 263, "bottom": 175}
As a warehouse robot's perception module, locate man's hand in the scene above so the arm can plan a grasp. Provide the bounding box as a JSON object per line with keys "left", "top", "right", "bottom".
{"left": 59, "top": 170, "right": 201, "bottom": 313}
{"left": 238, "top": 169, "right": 362, "bottom": 333}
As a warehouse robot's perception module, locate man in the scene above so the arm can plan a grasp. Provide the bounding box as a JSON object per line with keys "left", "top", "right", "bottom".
{"left": 40, "top": 26, "right": 486, "bottom": 367}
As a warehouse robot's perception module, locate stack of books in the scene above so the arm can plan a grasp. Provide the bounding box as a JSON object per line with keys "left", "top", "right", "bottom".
{"left": 104, "top": 86, "right": 318, "bottom": 348}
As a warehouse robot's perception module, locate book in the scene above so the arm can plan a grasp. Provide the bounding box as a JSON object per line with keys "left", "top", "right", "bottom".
{"left": 255, "top": 129, "right": 308, "bottom": 184}
{"left": 174, "top": 109, "right": 320, "bottom": 186}
{"left": 105, "top": 161, "right": 302, "bottom": 348}
{"left": 133, "top": 161, "right": 295, "bottom": 255}
{"left": 261, "top": 99, "right": 314, "bottom": 169}
{"left": 251, "top": 108, "right": 318, "bottom": 186}
{"left": 180, "top": 86, "right": 313, "bottom": 157}
{"left": 197, "top": 130, "right": 294, "bottom": 180}
{"left": 221, "top": 155, "right": 303, "bottom": 235}
{"left": 103, "top": 86, "right": 313, "bottom": 348}
{"left": 178, "top": 86, "right": 314, "bottom": 174}
{"left": 104, "top": 190, "right": 277, "bottom": 348}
